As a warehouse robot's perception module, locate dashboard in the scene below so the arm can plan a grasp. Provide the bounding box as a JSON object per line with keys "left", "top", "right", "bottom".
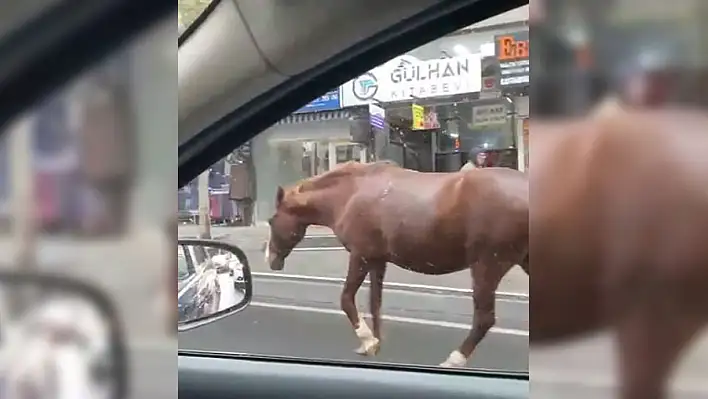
{"left": 179, "top": 351, "right": 529, "bottom": 399}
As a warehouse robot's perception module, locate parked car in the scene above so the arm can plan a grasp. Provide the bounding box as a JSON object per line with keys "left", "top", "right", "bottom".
{"left": 177, "top": 245, "right": 220, "bottom": 322}
{"left": 210, "top": 252, "right": 246, "bottom": 291}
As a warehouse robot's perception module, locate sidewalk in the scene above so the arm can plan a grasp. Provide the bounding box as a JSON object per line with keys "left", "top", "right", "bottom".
{"left": 178, "top": 224, "right": 270, "bottom": 251}
{"left": 178, "top": 225, "right": 334, "bottom": 250}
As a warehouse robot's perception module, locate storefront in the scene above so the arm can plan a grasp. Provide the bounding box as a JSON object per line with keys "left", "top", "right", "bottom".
{"left": 492, "top": 30, "right": 530, "bottom": 170}
{"left": 246, "top": 25, "right": 530, "bottom": 224}
{"left": 339, "top": 52, "right": 520, "bottom": 172}
{"left": 249, "top": 90, "right": 373, "bottom": 223}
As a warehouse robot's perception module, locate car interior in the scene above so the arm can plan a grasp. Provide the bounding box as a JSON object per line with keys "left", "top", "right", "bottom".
{"left": 2, "top": 0, "right": 529, "bottom": 398}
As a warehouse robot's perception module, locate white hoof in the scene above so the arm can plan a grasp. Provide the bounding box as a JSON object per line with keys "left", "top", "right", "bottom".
{"left": 439, "top": 350, "right": 467, "bottom": 368}
{"left": 353, "top": 317, "right": 380, "bottom": 356}
{"left": 354, "top": 337, "right": 380, "bottom": 356}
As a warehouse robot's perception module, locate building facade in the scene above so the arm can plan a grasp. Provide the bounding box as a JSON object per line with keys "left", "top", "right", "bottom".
{"left": 224, "top": 8, "right": 530, "bottom": 224}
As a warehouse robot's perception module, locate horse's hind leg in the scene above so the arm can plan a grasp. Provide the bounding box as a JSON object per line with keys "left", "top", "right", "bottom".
{"left": 364, "top": 262, "right": 387, "bottom": 355}
{"left": 440, "top": 260, "right": 514, "bottom": 368}
{"left": 340, "top": 254, "right": 378, "bottom": 356}
{"left": 616, "top": 300, "right": 705, "bottom": 399}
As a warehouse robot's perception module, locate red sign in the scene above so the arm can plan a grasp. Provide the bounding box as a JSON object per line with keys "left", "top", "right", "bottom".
{"left": 497, "top": 35, "right": 530, "bottom": 61}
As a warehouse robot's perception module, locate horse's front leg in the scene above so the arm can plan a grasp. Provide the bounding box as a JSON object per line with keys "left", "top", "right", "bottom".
{"left": 616, "top": 299, "right": 705, "bottom": 399}
{"left": 359, "top": 262, "right": 387, "bottom": 356}
{"left": 340, "top": 255, "right": 378, "bottom": 356}
{"left": 440, "top": 259, "right": 513, "bottom": 368}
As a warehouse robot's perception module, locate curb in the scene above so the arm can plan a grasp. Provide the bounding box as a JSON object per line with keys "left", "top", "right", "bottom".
{"left": 178, "top": 234, "right": 228, "bottom": 240}
{"left": 251, "top": 272, "right": 529, "bottom": 302}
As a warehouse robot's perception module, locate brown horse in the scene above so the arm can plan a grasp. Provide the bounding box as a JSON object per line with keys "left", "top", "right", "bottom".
{"left": 265, "top": 161, "right": 528, "bottom": 367}
{"left": 531, "top": 104, "right": 708, "bottom": 399}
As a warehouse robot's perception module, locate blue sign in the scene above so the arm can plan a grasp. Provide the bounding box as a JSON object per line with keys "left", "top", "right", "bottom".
{"left": 369, "top": 104, "right": 386, "bottom": 130}
{"left": 294, "top": 89, "right": 341, "bottom": 113}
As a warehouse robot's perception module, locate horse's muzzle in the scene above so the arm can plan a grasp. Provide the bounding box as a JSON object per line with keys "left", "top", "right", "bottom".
{"left": 269, "top": 256, "right": 285, "bottom": 271}
{"left": 264, "top": 240, "right": 285, "bottom": 270}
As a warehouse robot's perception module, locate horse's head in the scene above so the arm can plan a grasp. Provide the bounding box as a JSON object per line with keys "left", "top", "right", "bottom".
{"left": 265, "top": 185, "right": 309, "bottom": 270}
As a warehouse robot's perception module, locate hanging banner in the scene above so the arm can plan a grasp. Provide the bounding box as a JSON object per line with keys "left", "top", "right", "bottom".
{"left": 368, "top": 104, "right": 386, "bottom": 129}
{"left": 423, "top": 108, "right": 440, "bottom": 129}
{"left": 411, "top": 104, "right": 425, "bottom": 130}
{"left": 472, "top": 104, "right": 507, "bottom": 127}
{"left": 479, "top": 55, "right": 502, "bottom": 99}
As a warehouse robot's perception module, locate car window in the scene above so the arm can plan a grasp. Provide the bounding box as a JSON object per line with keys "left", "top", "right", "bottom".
{"left": 0, "top": 11, "right": 175, "bottom": 398}
{"left": 178, "top": 6, "right": 529, "bottom": 375}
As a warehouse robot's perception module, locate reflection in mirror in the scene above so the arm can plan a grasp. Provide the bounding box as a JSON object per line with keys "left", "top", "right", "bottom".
{"left": 0, "top": 276, "right": 124, "bottom": 399}
{"left": 177, "top": 241, "right": 252, "bottom": 330}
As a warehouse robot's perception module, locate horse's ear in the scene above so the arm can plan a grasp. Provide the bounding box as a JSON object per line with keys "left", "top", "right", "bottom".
{"left": 276, "top": 186, "right": 285, "bottom": 207}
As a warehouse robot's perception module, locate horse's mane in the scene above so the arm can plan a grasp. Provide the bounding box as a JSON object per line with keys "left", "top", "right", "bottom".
{"left": 295, "top": 161, "right": 398, "bottom": 193}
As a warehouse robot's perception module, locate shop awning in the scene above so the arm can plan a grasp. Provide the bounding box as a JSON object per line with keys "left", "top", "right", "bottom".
{"left": 275, "top": 109, "right": 352, "bottom": 125}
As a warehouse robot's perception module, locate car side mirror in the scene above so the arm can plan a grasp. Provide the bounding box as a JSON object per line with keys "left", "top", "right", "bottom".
{"left": 0, "top": 270, "right": 128, "bottom": 398}
{"left": 177, "top": 239, "right": 253, "bottom": 332}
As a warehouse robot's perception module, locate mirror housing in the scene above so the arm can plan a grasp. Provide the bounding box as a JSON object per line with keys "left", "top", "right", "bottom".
{"left": 0, "top": 270, "right": 127, "bottom": 398}
{"left": 177, "top": 239, "right": 253, "bottom": 332}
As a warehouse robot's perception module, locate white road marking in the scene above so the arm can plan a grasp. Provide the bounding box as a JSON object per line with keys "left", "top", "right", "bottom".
{"left": 252, "top": 272, "right": 529, "bottom": 302}
{"left": 264, "top": 236, "right": 271, "bottom": 265}
{"left": 292, "top": 247, "right": 345, "bottom": 252}
{"left": 304, "top": 234, "right": 337, "bottom": 238}
{"left": 255, "top": 277, "right": 528, "bottom": 304}
{"left": 250, "top": 301, "right": 529, "bottom": 337}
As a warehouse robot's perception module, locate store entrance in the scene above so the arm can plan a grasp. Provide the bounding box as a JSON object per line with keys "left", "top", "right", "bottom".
{"left": 388, "top": 122, "right": 436, "bottom": 173}
{"left": 302, "top": 141, "right": 367, "bottom": 177}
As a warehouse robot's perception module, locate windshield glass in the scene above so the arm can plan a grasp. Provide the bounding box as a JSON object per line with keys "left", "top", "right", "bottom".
{"left": 178, "top": 6, "right": 529, "bottom": 374}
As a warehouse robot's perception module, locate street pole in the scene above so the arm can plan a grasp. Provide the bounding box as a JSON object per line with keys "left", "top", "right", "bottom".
{"left": 198, "top": 169, "right": 211, "bottom": 239}
{"left": 8, "top": 115, "right": 36, "bottom": 317}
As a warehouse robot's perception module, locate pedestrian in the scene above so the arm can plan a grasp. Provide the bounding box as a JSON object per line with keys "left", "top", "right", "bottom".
{"left": 460, "top": 149, "right": 486, "bottom": 171}
{"left": 460, "top": 151, "right": 476, "bottom": 171}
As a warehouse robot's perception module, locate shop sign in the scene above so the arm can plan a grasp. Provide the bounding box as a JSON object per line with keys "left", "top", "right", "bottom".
{"left": 479, "top": 55, "right": 501, "bottom": 99}
{"left": 424, "top": 109, "right": 440, "bottom": 129}
{"left": 411, "top": 104, "right": 440, "bottom": 131}
{"left": 472, "top": 104, "right": 507, "bottom": 127}
{"left": 369, "top": 104, "right": 385, "bottom": 130}
{"left": 294, "top": 88, "right": 342, "bottom": 113}
{"left": 341, "top": 54, "right": 481, "bottom": 107}
{"left": 411, "top": 104, "right": 425, "bottom": 130}
{"left": 495, "top": 31, "right": 529, "bottom": 87}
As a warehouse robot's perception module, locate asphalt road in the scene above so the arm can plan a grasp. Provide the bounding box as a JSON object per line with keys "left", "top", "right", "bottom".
{"left": 531, "top": 332, "right": 708, "bottom": 398}
{"left": 179, "top": 278, "right": 529, "bottom": 371}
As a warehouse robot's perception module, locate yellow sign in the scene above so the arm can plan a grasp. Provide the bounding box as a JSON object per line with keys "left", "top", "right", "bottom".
{"left": 412, "top": 104, "right": 425, "bottom": 130}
